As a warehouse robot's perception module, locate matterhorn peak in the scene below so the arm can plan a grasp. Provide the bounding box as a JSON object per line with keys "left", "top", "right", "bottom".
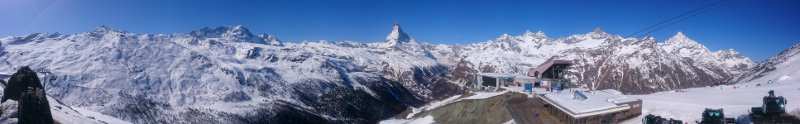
{"left": 383, "top": 23, "right": 417, "bottom": 47}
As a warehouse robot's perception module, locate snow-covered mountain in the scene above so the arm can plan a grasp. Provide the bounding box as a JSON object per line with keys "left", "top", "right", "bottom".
{"left": 620, "top": 42, "right": 800, "bottom": 123}
{"left": 731, "top": 43, "right": 800, "bottom": 83}
{"left": 379, "top": 23, "right": 417, "bottom": 48}
{"left": 0, "top": 24, "right": 754, "bottom": 123}
{"left": 386, "top": 41, "right": 800, "bottom": 124}
{"left": 662, "top": 32, "right": 753, "bottom": 75}
{"left": 453, "top": 28, "right": 754, "bottom": 94}
{"left": 0, "top": 25, "right": 461, "bottom": 123}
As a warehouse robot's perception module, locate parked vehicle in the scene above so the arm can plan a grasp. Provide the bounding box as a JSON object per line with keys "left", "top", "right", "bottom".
{"left": 748, "top": 90, "right": 800, "bottom": 123}
{"left": 642, "top": 114, "right": 682, "bottom": 124}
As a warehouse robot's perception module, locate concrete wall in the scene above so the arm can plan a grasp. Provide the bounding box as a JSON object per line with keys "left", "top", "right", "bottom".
{"left": 616, "top": 100, "right": 643, "bottom": 121}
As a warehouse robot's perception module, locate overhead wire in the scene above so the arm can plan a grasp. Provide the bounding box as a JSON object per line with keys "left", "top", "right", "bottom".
{"left": 625, "top": 0, "right": 729, "bottom": 38}
{"left": 635, "top": 0, "right": 741, "bottom": 38}
{"left": 627, "top": 0, "right": 740, "bottom": 39}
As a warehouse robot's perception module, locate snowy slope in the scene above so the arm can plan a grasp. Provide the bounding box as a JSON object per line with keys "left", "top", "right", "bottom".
{"left": 0, "top": 94, "right": 130, "bottom": 124}
{"left": 622, "top": 43, "right": 800, "bottom": 123}
{"left": 731, "top": 43, "right": 800, "bottom": 83}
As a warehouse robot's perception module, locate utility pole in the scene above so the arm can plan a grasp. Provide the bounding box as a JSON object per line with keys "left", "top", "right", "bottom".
{"left": 38, "top": 69, "right": 51, "bottom": 90}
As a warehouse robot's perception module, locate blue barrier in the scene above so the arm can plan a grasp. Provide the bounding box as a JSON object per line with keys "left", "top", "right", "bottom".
{"left": 524, "top": 83, "right": 533, "bottom": 91}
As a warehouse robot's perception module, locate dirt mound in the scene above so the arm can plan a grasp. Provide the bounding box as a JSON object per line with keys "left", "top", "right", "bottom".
{"left": 414, "top": 92, "right": 527, "bottom": 124}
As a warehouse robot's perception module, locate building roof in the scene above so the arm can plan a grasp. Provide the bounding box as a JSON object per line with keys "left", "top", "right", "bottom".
{"left": 539, "top": 89, "right": 639, "bottom": 118}
{"left": 527, "top": 59, "right": 572, "bottom": 77}
{"left": 477, "top": 73, "right": 539, "bottom": 80}
{"left": 476, "top": 73, "right": 516, "bottom": 78}
{"left": 513, "top": 74, "right": 537, "bottom": 80}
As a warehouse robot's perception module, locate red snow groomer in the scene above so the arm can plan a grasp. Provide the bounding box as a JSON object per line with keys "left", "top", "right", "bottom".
{"left": 748, "top": 90, "right": 800, "bottom": 123}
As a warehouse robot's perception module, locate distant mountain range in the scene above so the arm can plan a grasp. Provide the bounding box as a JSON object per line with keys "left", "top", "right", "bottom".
{"left": 455, "top": 28, "right": 754, "bottom": 94}
{"left": 0, "top": 24, "right": 755, "bottom": 123}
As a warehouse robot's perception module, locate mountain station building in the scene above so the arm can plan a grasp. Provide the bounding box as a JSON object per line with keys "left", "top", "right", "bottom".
{"left": 536, "top": 89, "right": 642, "bottom": 124}
{"left": 473, "top": 59, "right": 574, "bottom": 92}
{"left": 473, "top": 73, "right": 515, "bottom": 91}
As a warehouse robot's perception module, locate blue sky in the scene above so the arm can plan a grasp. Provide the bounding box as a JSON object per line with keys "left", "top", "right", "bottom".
{"left": 0, "top": 0, "right": 798, "bottom": 62}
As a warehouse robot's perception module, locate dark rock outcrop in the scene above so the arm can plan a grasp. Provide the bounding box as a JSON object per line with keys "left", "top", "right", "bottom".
{"left": 0, "top": 66, "right": 54, "bottom": 124}
{"left": 2, "top": 67, "right": 43, "bottom": 103}
{"left": 18, "top": 88, "right": 53, "bottom": 124}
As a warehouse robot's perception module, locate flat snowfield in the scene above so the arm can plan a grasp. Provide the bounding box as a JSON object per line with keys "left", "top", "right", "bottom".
{"left": 622, "top": 81, "right": 800, "bottom": 123}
